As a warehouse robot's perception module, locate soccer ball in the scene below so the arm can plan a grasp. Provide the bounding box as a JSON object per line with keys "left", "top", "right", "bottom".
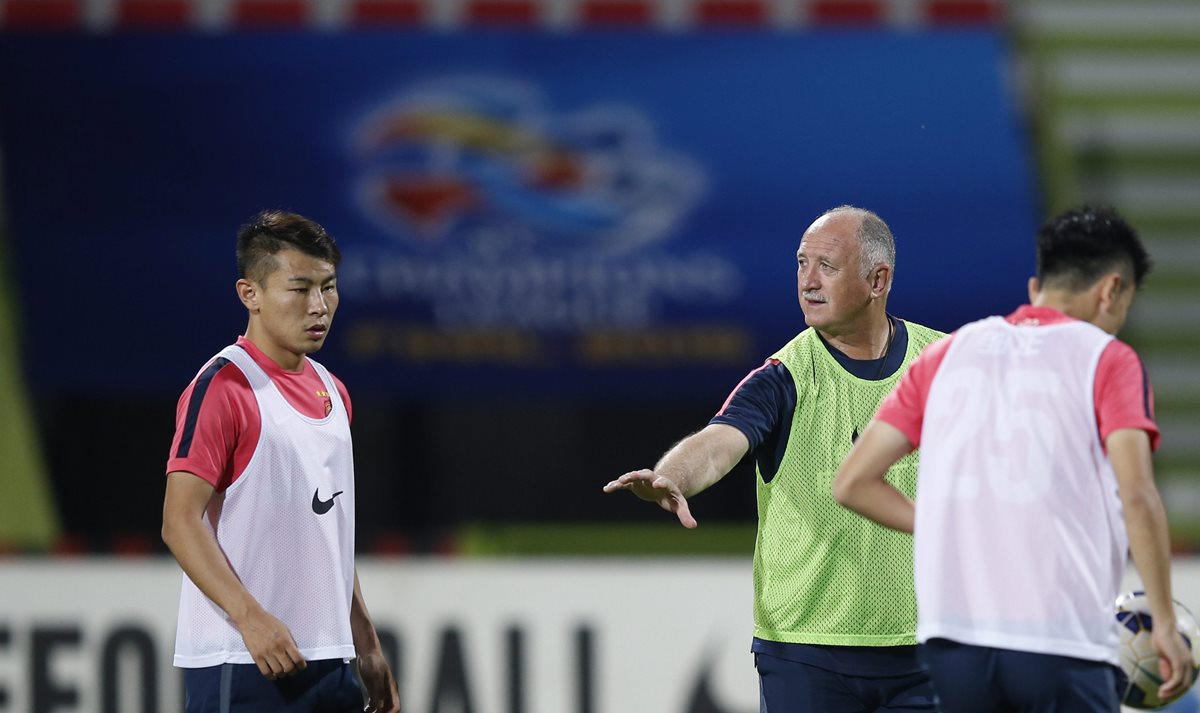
{"left": 1116, "top": 591, "right": 1200, "bottom": 709}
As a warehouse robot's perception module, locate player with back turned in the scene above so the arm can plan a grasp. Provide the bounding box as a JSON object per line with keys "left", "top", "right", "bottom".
{"left": 605, "top": 206, "right": 944, "bottom": 712}
{"left": 162, "top": 211, "right": 400, "bottom": 713}
{"left": 834, "top": 205, "right": 1192, "bottom": 712}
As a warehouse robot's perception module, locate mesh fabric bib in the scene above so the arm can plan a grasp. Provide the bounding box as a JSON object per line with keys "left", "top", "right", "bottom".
{"left": 173, "top": 345, "right": 357, "bottom": 667}
{"left": 753, "top": 321, "right": 944, "bottom": 645}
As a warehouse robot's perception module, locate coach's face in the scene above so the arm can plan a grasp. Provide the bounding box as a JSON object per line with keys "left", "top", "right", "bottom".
{"left": 796, "top": 212, "right": 874, "bottom": 336}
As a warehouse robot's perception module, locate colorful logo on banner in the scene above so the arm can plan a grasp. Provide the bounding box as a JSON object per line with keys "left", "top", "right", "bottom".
{"left": 354, "top": 76, "right": 705, "bottom": 257}
{"left": 342, "top": 75, "right": 747, "bottom": 362}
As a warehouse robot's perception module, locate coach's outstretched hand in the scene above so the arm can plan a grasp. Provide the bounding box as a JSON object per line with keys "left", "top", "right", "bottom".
{"left": 604, "top": 469, "right": 698, "bottom": 529}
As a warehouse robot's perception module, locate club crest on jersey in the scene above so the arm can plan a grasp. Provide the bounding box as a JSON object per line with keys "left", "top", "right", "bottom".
{"left": 315, "top": 389, "right": 333, "bottom": 416}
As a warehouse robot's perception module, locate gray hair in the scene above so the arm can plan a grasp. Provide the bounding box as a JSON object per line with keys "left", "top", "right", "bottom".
{"left": 822, "top": 205, "right": 896, "bottom": 278}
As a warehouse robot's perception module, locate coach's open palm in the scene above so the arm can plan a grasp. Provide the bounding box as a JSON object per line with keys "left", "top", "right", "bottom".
{"left": 604, "top": 469, "right": 698, "bottom": 529}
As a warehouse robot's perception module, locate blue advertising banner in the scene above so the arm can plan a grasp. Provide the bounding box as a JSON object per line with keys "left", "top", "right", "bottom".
{"left": 0, "top": 32, "right": 1037, "bottom": 397}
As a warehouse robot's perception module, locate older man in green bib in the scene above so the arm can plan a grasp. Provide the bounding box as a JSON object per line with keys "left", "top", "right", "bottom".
{"left": 605, "top": 205, "right": 944, "bottom": 712}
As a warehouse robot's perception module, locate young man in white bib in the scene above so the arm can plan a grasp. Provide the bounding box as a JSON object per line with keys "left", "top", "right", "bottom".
{"left": 833, "top": 205, "right": 1192, "bottom": 712}
{"left": 162, "top": 211, "right": 399, "bottom": 713}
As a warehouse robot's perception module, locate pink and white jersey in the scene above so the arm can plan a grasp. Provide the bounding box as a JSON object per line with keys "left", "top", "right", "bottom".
{"left": 172, "top": 344, "right": 357, "bottom": 668}
{"left": 876, "top": 306, "right": 1159, "bottom": 665}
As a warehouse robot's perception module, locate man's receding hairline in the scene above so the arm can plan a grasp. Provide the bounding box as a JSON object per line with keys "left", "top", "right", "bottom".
{"left": 824, "top": 205, "right": 870, "bottom": 220}
{"left": 803, "top": 209, "right": 866, "bottom": 240}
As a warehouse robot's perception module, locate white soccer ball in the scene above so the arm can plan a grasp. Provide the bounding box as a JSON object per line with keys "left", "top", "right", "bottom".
{"left": 1116, "top": 591, "right": 1200, "bottom": 709}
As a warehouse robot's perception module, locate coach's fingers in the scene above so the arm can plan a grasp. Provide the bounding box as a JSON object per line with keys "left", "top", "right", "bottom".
{"left": 674, "top": 505, "right": 698, "bottom": 529}
{"left": 602, "top": 469, "right": 655, "bottom": 493}
{"left": 661, "top": 488, "right": 697, "bottom": 529}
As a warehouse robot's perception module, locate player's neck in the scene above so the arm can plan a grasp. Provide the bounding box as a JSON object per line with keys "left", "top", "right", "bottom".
{"left": 1031, "top": 290, "right": 1097, "bottom": 326}
{"left": 243, "top": 325, "right": 306, "bottom": 372}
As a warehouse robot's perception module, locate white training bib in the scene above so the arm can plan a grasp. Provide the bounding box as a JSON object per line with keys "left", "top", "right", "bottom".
{"left": 173, "top": 345, "right": 357, "bottom": 667}
{"left": 914, "top": 317, "right": 1124, "bottom": 664}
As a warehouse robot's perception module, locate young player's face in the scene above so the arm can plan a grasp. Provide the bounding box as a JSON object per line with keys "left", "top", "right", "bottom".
{"left": 247, "top": 248, "right": 339, "bottom": 368}
{"left": 795, "top": 213, "right": 874, "bottom": 334}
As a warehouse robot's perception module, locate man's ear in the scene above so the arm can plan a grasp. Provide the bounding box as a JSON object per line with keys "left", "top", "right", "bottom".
{"left": 236, "top": 278, "right": 260, "bottom": 312}
{"left": 1096, "top": 272, "right": 1124, "bottom": 312}
{"left": 1027, "top": 276, "right": 1039, "bottom": 303}
{"left": 870, "top": 264, "right": 892, "bottom": 298}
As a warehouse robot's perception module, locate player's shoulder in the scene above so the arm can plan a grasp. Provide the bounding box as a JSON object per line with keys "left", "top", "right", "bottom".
{"left": 170, "top": 352, "right": 255, "bottom": 432}
{"left": 1099, "top": 337, "right": 1144, "bottom": 370}
{"left": 179, "top": 350, "right": 250, "bottom": 400}
{"left": 727, "top": 357, "right": 794, "bottom": 394}
{"left": 898, "top": 318, "right": 947, "bottom": 345}
{"left": 301, "top": 356, "right": 353, "bottom": 416}
{"left": 753, "top": 358, "right": 794, "bottom": 386}
{"left": 768, "top": 328, "right": 819, "bottom": 362}
{"left": 901, "top": 327, "right": 958, "bottom": 381}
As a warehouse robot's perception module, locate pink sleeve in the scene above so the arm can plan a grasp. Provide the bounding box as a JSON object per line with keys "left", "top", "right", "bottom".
{"left": 875, "top": 334, "right": 955, "bottom": 447}
{"left": 166, "top": 362, "right": 259, "bottom": 490}
{"left": 1094, "top": 340, "right": 1160, "bottom": 452}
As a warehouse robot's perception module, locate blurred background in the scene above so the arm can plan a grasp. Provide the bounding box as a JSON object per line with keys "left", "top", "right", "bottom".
{"left": 1, "top": 0, "right": 1198, "bottom": 711}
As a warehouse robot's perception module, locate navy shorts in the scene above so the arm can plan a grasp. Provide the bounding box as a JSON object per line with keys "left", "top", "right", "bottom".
{"left": 755, "top": 651, "right": 936, "bottom": 712}
{"left": 919, "top": 638, "right": 1120, "bottom": 713}
{"left": 184, "top": 659, "right": 363, "bottom": 713}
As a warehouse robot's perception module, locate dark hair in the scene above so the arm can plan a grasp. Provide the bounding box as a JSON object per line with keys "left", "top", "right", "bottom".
{"left": 236, "top": 210, "right": 341, "bottom": 283}
{"left": 1036, "top": 205, "right": 1151, "bottom": 292}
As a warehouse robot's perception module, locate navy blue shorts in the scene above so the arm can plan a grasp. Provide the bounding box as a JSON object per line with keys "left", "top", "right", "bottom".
{"left": 755, "top": 651, "right": 936, "bottom": 712}
{"left": 184, "top": 659, "right": 363, "bottom": 713}
{"left": 919, "top": 638, "right": 1120, "bottom": 713}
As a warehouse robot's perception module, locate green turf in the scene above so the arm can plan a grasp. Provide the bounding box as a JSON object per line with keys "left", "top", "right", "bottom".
{"left": 454, "top": 518, "right": 1200, "bottom": 556}
{"left": 458, "top": 522, "right": 756, "bottom": 556}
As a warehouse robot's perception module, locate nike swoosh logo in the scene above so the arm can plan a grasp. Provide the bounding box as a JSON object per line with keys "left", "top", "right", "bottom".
{"left": 312, "top": 488, "right": 344, "bottom": 515}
